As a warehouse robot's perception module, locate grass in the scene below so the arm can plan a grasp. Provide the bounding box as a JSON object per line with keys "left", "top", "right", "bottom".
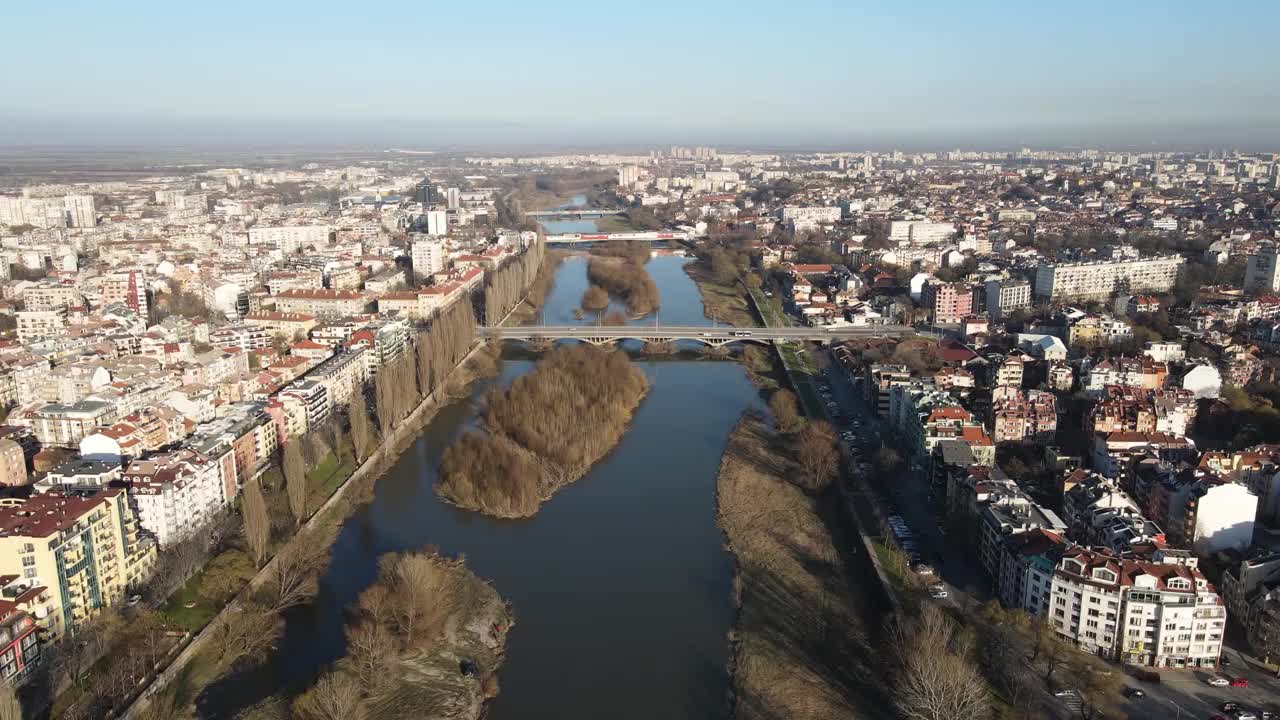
{"left": 717, "top": 414, "right": 888, "bottom": 720}
{"left": 162, "top": 575, "right": 220, "bottom": 631}
{"left": 683, "top": 261, "right": 756, "bottom": 327}
{"left": 747, "top": 286, "right": 789, "bottom": 328}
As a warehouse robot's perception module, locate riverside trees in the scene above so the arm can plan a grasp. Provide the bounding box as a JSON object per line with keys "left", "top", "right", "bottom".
{"left": 585, "top": 240, "right": 659, "bottom": 316}
{"left": 437, "top": 344, "right": 648, "bottom": 517}
{"left": 483, "top": 240, "right": 545, "bottom": 325}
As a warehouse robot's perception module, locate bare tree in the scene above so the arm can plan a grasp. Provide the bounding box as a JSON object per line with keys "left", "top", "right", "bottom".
{"left": 381, "top": 551, "right": 458, "bottom": 647}
{"left": 242, "top": 478, "right": 270, "bottom": 567}
{"left": 793, "top": 420, "right": 839, "bottom": 490}
{"left": 768, "top": 389, "right": 803, "bottom": 433}
{"left": 283, "top": 442, "right": 307, "bottom": 525}
{"left": 292, "top": 669, "right": 365, "bottom": 720}
{"left": 0, "top": 682, "right": 23, "bottom": 720}
{"left": 891, "top": 604, "right": 991, "bottom": 720}
{"left": 262, "top": 540, "right": 324, "bottom": 612}
{"left": 349, "top": 391, "right": 374, "bottom": 463}
{"left": 342, "top": 620, "right": 396, "bottom": 689}
{"left": 213, "top": 607, "right": 279, "bottom": 667}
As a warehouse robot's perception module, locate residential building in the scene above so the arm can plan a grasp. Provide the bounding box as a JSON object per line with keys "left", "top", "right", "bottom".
{"left": 923, "top": 281, "right": 973, "bottom": 324}
{"left": 273, "top": 288, "right": 369, "bottom": 319}
{"left": 985, "top": 279, "right": 1032, "bottom": 321}
{"left": 1034, "top": 255, "right": 1185, "bottom": 302}
{"left": 1245, "top": 242, "right": 1280, "bottom": 294}
{"left": 123, "top": 447, "right": 236, "bottom": 546}
{"left": 0, "top": 489, "right": 155, "bottom": 638}
{"left": 412, "top": 237, "right": 447, "bottom": 277}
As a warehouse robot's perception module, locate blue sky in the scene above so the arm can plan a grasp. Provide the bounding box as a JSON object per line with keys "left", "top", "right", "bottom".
{"left": 4, "top": 0, "right": 1279, "bottom": 148}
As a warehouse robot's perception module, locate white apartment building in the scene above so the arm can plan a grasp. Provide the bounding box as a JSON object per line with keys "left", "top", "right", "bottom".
{"left": 1048, "top": 549, "right": 1224, "bottom": 668}
{"left": 425, "top": 210, "right": 448, "bottom": 237}
{"left": 123, "top": 447, "right": 236, "bottom": 546}
{"left": 63, "top": 195, "right": 96, "bottom": 228}
{"left": 617, "top": 165, "right": 642, "bottom": 189}
{"left": 16, "top": 309, "right": 66, "bottom": 343}
{"left": 308, "top": 348, "right": 367, "bottom": 408}
{"left": 248, "top": 224, "right": 331, "bottom": 254}
{"left": 985, "top": 279, "right": 1032, "bottom": 321}
{"left": 1035, "top": 255, "right": 1185, "bottom": 302}
{"left": 888, "top": 220, "right": 957, "bottom": 246}
{"left": 1244, "top": 242, "right": 1280, "bottom": 294}
{"left": 780, "top": 206, "right": 841, "bottom": 226}
{"left": 412, "top": 237, "right": 447, "bottom": 277}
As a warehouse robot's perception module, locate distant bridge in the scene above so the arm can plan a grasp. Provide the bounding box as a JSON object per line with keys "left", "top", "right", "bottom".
{"left": 526, "top": 208, "right": 626, "bottom": 220}
{"left": 545, "top": 230, "right": 691, "bottom": 244}
{"left": 478, "top": 324, "right": 913, "bottom": 347}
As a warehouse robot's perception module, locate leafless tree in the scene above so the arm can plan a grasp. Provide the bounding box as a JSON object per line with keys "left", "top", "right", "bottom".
{"left": 768, "top": 389, "right": 803, "bottom": 433}
{"left": 262, "top": 540, "right": 324, "bottom": 612}
{"left": 793, "top": 420, "right": 839, "bottom": 490}
{"left": 242, "top": 478, "right": 270, "bottom": 567}
{"left": 342, "top": 620, "right": 397, "bottom": 688}
{"left": 213, "top": 607, "right": 279, "bottom": 667}
{"left": 890, "top": 604, "right": 991, "bottom": 720}
{"left": 284, "top": 442, "right": 308, "bottom": 525}
{"left": 0, "top": 682, "right": 23, "bottom": 720}
{"left": 349, "top": 391, "right": 374, "bottom": 463}
{"left": 292, "top": 669, "right": 365, "bottom": 720}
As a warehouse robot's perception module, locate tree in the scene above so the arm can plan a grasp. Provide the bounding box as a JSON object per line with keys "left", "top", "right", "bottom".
{"left": 284, "top": 442, "right": 308, "bottom": 525}
{"left": 890, "top": 604, "right": 991, "bottom": 720}
{"left": 793, "top": 420, "right": 839, "bottom": 490}
{"left": 262, "top": 540, "right": 324, "bottom": 612}
{"left": 213, "top": 606, "right": 279, "bottom": 667}
{"left": 293, "top": 669, "right": 365, "bottom": 720}
{"left": 349, "top": 391, "right": 374, "bottom": 463}
{"left": 580, "top": 285, "right": 610, "bottom": 312}
{"left": 767, "top": 389, "right": 803, "bottom": 433}
{"left": 0, "top": 682, "right": 23, "bottom": 720}
{"left": 343, "top": 620, "right": 396, "bottom": 689}
{"left": 242, "top": 478, "right": 270, "bottom": 567}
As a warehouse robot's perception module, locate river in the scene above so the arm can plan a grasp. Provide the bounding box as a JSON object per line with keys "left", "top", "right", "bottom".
{"left": 202, "top": 248, "right": 761, "bottom": 718}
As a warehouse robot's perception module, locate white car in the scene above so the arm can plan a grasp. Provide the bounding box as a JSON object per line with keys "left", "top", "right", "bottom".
{"left": 1206, "top": 676, "right": 1231, "bottom": 687}
{"left": 928, "top": 585, "right": 948, "bottom": 599}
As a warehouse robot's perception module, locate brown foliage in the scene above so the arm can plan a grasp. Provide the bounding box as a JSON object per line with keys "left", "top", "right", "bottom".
{"left": 889, "top": 604, "right": 991, "bottom": 720}
{"left": 793, "top": 421, "right": 839, "bottom": 490}
{"left": 768, "top": 389, "right": 803, "bottom": 433}
{"left": 292, "top": 669, "right": 365, "bottom": 720}
{"left": 580, "top": 284, "right": 610, "bottom": 311}
{"left": 483, "top": 240, "right": 545, "bottom": 324}
{"left": 241, "top": 478, "right": 270, "bottom": 567}
{"left": 586, "top": 256, "right": 660, "bottom": 316}
{"left": 284, "top": 441, "right": 307, "bottom": 525}
{"left": 437, "top": 345, "right": 647, "bottom": 517}
{"left": 348, "top": 388, "right": 374, "bottom": 462}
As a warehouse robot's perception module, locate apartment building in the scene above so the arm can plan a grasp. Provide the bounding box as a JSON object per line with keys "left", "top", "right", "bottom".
{"left": 1048, "top": 548, "right": 1224, "bottom": 668}
{"left": 1085, "top": 357, "right": 1169, "bottom": 395}
{"left": 22, "top": 283, "right": 81, "bottom": 312}
{"left": 123, "top": 447, "right": 235, "bottom": 546}
{"left": 888, "top": 220, "right": 956, "bottom": 245}
{"left": 20, "top": 401, "right": 118, "bottom": 448}
{"left": 248, "top": 224, "right": 331, "bottom": 254}
{"left": 0, "top": 441, "right": 25, "bottom": 488}
{"left": 1244, "top": 242, "right": 1280, "bottom": 294}
{"left": 1035, "top": 255, "right": 1185, "bottom": 302}
{"left": 412, "top": 237, "right": 447, "bottom": 277}
{"left": 209, "top": 323, "right": 273, "bottom": 352}
{"left": 0, "top": 489, "right": 156, "bottom": 638}
{"left": 243, "top": 311, "right": 317, "bottom": 339}
{"left": 308, "top": 347, "right": 368, "bottom": 408}
{"left": 279, "top": 379, "right": 329, "bottom": 435}
{"left": 923, "top": 281, "right": 973, "bottom": 324}
{"left": 16, "top": 309, "right": 66, "bottom": 343}
{"left": 273, "top": 288, "right": 369, "bottom": 319}
{"left": 985, "top": 279, "right": 1032, "bottom": 321}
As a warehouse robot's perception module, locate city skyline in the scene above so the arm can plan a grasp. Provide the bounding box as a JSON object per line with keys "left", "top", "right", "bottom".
{"left": 5, "top": 0, "right": 1280, "bottom": 147}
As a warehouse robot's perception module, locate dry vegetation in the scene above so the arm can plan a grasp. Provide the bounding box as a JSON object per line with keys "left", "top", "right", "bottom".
{"left": 500, "top": 249, "right": 565, "bottom": 327}
{"left": 437, "top": 344, "right": 648, "bottom": 518}
{"left": 585, "top": 242, "right": 659, "bottom": 316}
{"left": 291, "top": 549, "right": 511, "bottom": 720}
{"left": 484, "top": 240, "right": 546, "bottom": 325}
{"left": 717, "top": 413, "right": 885, "bottom": 720}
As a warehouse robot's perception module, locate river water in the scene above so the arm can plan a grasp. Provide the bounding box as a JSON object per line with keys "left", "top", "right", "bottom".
{"left": 206, "top": 250, "right": 761, "bottom": 718}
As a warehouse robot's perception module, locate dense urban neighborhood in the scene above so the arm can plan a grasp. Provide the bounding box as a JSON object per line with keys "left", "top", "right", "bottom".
{"left": 1, "top": 144, "right": 1280, "bottom": 719}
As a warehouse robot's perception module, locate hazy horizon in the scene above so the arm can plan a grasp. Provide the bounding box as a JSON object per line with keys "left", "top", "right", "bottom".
{"left": 6, "top": 0, "right": 1279, "bottom": 149}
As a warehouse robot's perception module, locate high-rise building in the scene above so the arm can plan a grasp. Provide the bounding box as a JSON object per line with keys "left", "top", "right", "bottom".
{"left": 1244, "top": 242, "right": 1280, "bottom": 294}
{"left": 0, "top": 489, "right": 155, "bottom": 638}
{"left": 412, "top": 238, "right": 447, "bottom": 278}
{"left": 985, "top": 279, "right": 1032, "bottom": 321}
{"left": 1034, "top": 255, "right": 1185, "bottom": 302}
{"left": 425, "top": 209, "right": 448, "bottom": 237}
{"left": 63, "top": 195, "right": 96, "bottom": 228}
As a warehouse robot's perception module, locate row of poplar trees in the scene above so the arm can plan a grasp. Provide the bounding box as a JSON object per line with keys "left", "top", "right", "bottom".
{"left": 483, "top": 240, "right": 545, "bottom": 324}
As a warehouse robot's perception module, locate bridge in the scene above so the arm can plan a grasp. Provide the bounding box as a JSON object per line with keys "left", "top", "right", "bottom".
{"left": 545, "top": 230, "right": 691, "bottom": 244}
{"left": 526, "top": 208, "right": 626, "bottom": 220}
{"left": 478, "top": 324, "right": 913, "bottom": 347}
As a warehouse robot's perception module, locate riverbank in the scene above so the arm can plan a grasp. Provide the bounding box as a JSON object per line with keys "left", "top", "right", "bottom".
{"left": 437, "top": 345, "right": 648, "bottom": 518}
{"left": 716, "top": 413, "right": 887, "bottom": 720}
{"left": 121, "top": 341, "right": 506, "bottom": 719}
{"left": 500, "top": 249, "right": 565, "bottom": 327}
{"left": 683, "top": 259, "right": 755, "bottom": 327}
{"left": 303, "top": 550, "right": 512, "bottom": 720}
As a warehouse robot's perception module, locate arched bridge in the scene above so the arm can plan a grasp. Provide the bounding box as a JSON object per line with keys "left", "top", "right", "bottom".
{"left": 478, "top": 324, "right": 913, "bottom": 347}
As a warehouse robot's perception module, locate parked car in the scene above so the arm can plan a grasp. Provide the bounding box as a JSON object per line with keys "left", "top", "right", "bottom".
{"left": 1122, "top": 687, "right": 1145, "bottom": 698}
{"left": 915, "top": 563, "right": 934, "bottom": 576}
{"left": 1234, "top": 711, "right": 1259, "bottom": 720}
{"left": 928, "top": 585, "right": 948, "bottom": 599}
{"left": 1231, "top": 677, "right": 1250, "bottom": 688}
{"left": 1222, "top": 703, "right": 1243, "bottom": 712}
{"left": 1207, "top": 676, "right": 1231, "bottom": 687}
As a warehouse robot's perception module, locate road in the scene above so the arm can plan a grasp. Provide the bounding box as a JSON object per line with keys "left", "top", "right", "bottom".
{"left": 479, "top": 324, "right": 913, "bottom": 343}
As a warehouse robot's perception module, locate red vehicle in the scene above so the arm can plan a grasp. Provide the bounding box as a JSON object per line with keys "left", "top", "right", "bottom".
{"left": 1231, "top": 677, "right": 1250, "bottom": 688}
